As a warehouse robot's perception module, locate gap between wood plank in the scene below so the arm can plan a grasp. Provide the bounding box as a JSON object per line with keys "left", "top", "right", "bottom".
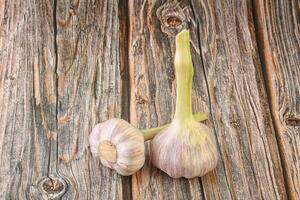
{"left": 52, "top": 0, "right": 59, "bottom": 176}
{"left": 119, "top": 0, "right": 133, "bottom": 199}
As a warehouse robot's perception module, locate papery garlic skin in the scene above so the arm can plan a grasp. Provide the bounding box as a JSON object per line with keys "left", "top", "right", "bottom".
{"left": 89, "top": 118, "right": 145, "bottom": 176}
{"left": 150, "top": 30, "right": 218, "bottom": 178}
{"left": 151, "top": 121, "right": 218, "bottom": 178}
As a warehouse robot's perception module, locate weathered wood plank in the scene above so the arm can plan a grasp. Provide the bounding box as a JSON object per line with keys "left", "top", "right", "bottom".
{"left": 190, "top": 0, "right": 288, "bottom": 199}
{"left": 0, "top": 0, "right": 57, "bottom": 198}
{"left": 128, "top": 0, "right": 204, "bottom": 199}
{"left": 129, "top": 0, "right": 287, "bottom": 199}
{"left": 119, "top": 0, "right": 133, "bottom": 197}
{"left": 128, "top": 0, "right": 203, "bottom": 199}
{"left": 253, "top": 0, "right": 300, "bottom": 199}
{"left": 0, "top": 0, "right": 298, "bottom": 199}
{"left": 55, "top": 0, "right": 128, "bottom": 199}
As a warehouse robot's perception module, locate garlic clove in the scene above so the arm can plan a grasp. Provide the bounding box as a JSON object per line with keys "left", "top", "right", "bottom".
{"left": 89, "top": 118, "right": 145, "bottom": 176}
{"left": 151, "top": 121, "right": 218, "bottom": 178}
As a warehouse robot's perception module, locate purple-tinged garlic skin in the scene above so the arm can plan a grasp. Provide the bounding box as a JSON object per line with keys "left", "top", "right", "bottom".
{"left": 89, "top": 118, "right": 145, "bottom": 176}
{"left": 150, "top": 30, "right": 218, "bottom": 178}
{"left": 151, "top": 121, "right": 218, "bottom": 178}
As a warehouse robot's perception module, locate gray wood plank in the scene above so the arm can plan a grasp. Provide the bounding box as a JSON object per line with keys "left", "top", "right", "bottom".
{"left": 129, "top": 0, "right": 287, "bottom": 199}
{"left": 0, "top": 0, "right": 297, "bottom": 199}
{"left": 128, "top": 0, "right": 205, "bottom": 199}
{"left": 0, "top": 0, "right": 57, "bottom": 199}
{"left": 55, "top": 0, "right": 127, "bottom": 199}
{"left": 191, "top": 0, "right": 287, "bottom": 199}
{"left": 254, "top": 0, "right": 300, "bottom": 199}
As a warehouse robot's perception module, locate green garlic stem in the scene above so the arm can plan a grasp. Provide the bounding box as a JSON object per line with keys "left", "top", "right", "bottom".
{"left": 173, "top": 30, "right": 194, "bottom": 124}
{"left": 142, "top": 112, "right": 207, "bottom": 141}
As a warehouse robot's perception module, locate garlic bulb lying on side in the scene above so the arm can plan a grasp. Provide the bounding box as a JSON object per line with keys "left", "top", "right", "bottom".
{"left": 89, "top": 113, "right": 208, "bottom": 176}
{"left": 151, "top": 30, "right": 218, "bottom": 178}
{"left": 89, "top": 118, "right": 144, "bottom": 176}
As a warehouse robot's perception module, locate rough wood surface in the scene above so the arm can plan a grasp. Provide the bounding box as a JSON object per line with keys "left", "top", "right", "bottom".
{"left": 128, "top": 1, "right": 205, "bottom": 199}
{"left": 191, "top": 0, "right": 287, "bottom": 199}
{"left": 128, "top": 0, "right": 287, "bottom": 199}
{"left": 0, "top": 0, "right": 56, "bottom": 199}
{"left": 254, "top": 0, "right": 300, "bottom": 199}
{"left": 55, "top": 0, "right": 127, "bottom": 199}
{"left": 0, "top": 0, "right": 127, "bottom": 199}
{"left": 0, "top": 0, "right": 299, "bottom": 199}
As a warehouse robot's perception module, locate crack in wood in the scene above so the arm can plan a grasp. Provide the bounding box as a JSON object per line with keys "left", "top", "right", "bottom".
{"left": 0, "top": 0, "right": 298, "bottom": 198}
{"left": 194, "top": 19, "right": 234, "bottom": 200}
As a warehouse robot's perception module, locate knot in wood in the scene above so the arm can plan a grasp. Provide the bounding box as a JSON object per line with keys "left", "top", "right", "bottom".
{"left": 38, "top": 176, "right": 67, "bottom": 199}
{"left": 136, "top": 95, "right": 148, "bottom": 104}
{"left": 157, "top": 1, "right": 187, "bottom": 36}
{"left": 166, "top": 16, "right": 182, "bottom": 28}
{"left": 43, "top": 179, "right": 64, "bottom": 194}
{"left": 285, "top": 115, "right": 300, "bottom": 127}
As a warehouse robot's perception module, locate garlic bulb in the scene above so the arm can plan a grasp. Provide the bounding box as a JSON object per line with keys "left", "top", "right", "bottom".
{"left": 89, "top": 118, "right": 145, "bottom": 176}
{"left": 151, "top": 30, "right": 218, "bottom": 178}
{"left": 89, "top": 113, "right": 208, "bottom": 176}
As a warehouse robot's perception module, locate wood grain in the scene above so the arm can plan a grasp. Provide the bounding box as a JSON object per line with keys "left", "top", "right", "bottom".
{"left": 191, "top": 0, "right": 288, "bottom": 199}
{"left": 55, "top": 0, "right": 128, "bottom": 199}
{"left": 0, "top": 0, "right": 298, "bottom": 199}
{"left": 253, "top": 0, "right": 300, "bottom": 199}
{"left": 129, "top": 0, "right": 287, "bottom": 199}
{"left": 0, "top": 0, "right": 128, "bottom": 199}
{"left": 128, "top": 0, "right": 205, "bottom": 199}
{"left": 0, "top": 0, "right": 56, "bottom": 198}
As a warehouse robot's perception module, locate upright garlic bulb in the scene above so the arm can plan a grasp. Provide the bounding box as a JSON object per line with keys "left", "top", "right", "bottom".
{"left": 89, "top": 113, "right": 208, "bottom": 176}
{"left": 151, "top": 30, "right": 218, "bottom": 178}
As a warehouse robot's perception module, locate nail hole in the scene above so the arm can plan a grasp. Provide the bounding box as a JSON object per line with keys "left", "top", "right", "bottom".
{"left": 166, "top": 16, "right": 182, "bottom": 28}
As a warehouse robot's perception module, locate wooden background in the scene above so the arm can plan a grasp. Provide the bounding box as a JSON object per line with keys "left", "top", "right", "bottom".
{"left": 0, "top": 0, "right": 299, "bottom": 199}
